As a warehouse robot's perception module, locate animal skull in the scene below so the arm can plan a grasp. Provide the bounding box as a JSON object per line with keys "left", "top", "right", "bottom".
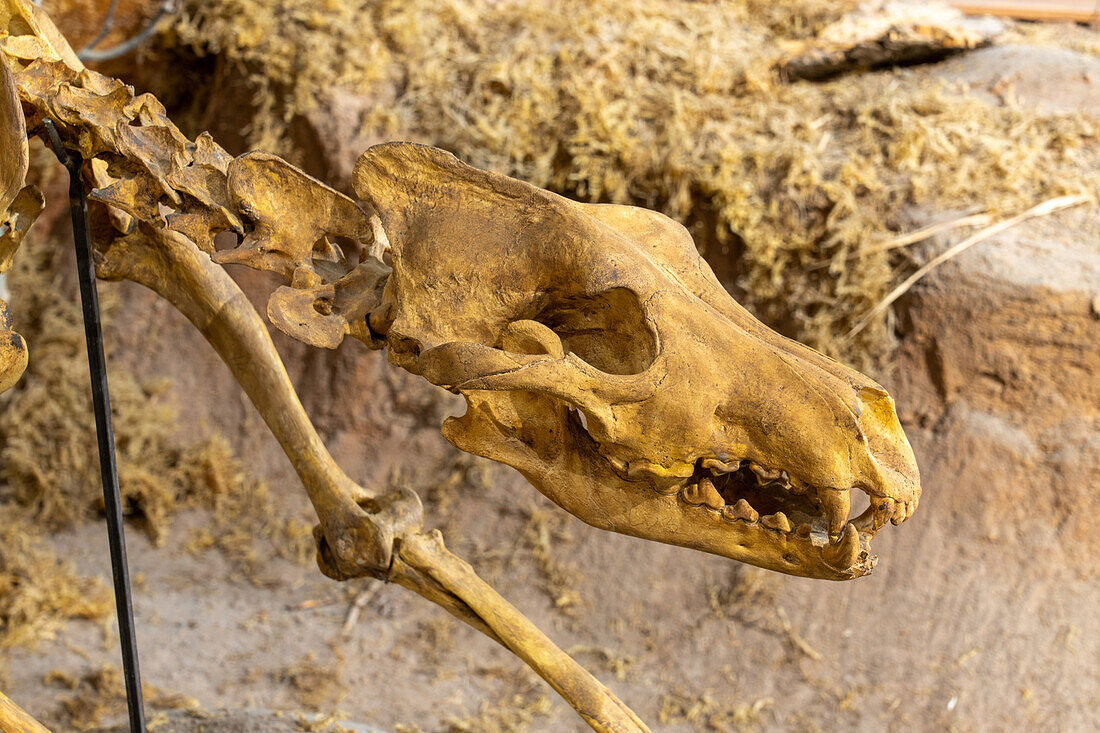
{"left": 263, "top": 143, "right": 921, "bottom": 580}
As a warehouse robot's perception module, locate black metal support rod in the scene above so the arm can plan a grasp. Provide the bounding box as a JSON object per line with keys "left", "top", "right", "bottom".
{"left": 43, "top": 120, "right": 147, "bottom": 732}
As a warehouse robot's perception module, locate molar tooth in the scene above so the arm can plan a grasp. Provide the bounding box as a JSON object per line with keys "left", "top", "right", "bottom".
{"left": 726, "top": 499, "right": 758, "bottom": 523}
{"left": 681, "top": 483, "right": 705, "bottom": 506}
{"left": 822, "top": 524, "right": 860, "bottom": 569}
{"left": 750, "top": 463, "right": 782, "bottom": 482}
{"left": 819, "top": 488, "right": 851, "bottom": 536}
{"left": 761, "top": 512, "right": 792, "bottom": 533}
{"left": 698, "top": 476, "right": 725, "bottom": 510}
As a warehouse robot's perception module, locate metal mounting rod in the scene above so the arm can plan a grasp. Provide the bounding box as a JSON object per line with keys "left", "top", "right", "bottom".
{"left": 42, "top": 120, "right": 147, "bottom": 733}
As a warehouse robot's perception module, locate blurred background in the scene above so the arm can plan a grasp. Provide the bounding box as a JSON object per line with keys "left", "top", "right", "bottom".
{"left": 0, "top": 1, "right": 1097, "bottom": 730}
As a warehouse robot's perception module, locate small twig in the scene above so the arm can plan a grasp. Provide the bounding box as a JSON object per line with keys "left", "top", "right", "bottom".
{"left": 80, "top": 0, "right": 120, "bottom": 56}
{"left": 808, "top": 210, "right": 992, "bottom": 271}
{"left": 341, "top": 581, "right": 383, "bottom": 635}
{"left": 844, "top": 194, "right": 1091, "bottom": 341}
{"left": 78, "top": 0, "right": 176, "bottom": 63}
{"left": 776, "top": 606, "right": 823, "bottom": 662}
{"left": 285, "top": 597, "right": 341, "bottom": 611}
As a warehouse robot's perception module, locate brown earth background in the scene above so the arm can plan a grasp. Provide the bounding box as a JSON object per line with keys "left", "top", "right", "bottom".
{"left": 1, "top": 1, "right": 1098, "bottom": 731}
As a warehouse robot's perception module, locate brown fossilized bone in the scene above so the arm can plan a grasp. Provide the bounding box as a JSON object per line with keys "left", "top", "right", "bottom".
{"left": 0, "top": 1, "right": 920, "bottom": 729}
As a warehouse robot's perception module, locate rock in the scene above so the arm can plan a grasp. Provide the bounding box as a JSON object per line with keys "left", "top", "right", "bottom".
{"left": 935, "top": 44, "right": 1100, "bottom": 116}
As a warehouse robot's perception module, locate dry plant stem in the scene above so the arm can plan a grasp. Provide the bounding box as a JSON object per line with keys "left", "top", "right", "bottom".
{"left": 0, "top": 690, "right": 52, "bottom": 733}
{"left": 398, "top": 532, "right": 651, "bottom": 733}
{"left": 845, "top": 194, "right": 1091, "bottom": 339}
{"left": 808, "top": 211, "right": 993, "bottom": 270}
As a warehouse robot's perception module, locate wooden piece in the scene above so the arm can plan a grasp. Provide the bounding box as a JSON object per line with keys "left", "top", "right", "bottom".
{"left": 0, "top": 691, "right": 52, "bottom": 733}
{"left": 951, "top": 0, "right": 1100, "bottom": 22}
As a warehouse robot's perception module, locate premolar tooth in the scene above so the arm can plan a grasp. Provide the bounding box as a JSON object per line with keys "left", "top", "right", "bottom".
{"left": 681, "top": 483, "right": 705, "bottom": 505}
{"left": 761, "top": 512, "right": 792, "bottom": 533}
{"left": 819, "top": 488, "right": 851, "bottom": 536}
{"left": 726, "top": 499, "right": 758, "bottom": 523}
{"left": 698, "top": 476, "right": 725, "bottom": 510}
{"left": 652, "top": 476, "right": 686, "bottom": 496}
{"left": 702, "top": 457, "right": 737, "bottom": 474}
{"left": 796, "top": 523, "right": 812, "bottom": 537}
{"left": 822, "top": 524, "right": 860, "bottom": 569}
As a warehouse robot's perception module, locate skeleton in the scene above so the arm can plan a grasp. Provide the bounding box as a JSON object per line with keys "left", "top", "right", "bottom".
{"left": 0, "top": 2, "right": 919, "bottom": 730}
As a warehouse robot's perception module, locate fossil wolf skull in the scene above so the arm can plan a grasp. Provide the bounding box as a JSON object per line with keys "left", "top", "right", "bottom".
{"left": 257, "top": 143, "right": 921, "bottom": 581}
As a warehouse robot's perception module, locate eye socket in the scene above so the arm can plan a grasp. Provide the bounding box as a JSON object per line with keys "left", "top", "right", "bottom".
{"left": 536, "top": 287, "right": 656, "bottom": 375}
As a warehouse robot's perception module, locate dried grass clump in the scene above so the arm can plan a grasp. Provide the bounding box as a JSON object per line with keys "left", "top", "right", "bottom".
{"left": 0, "top": 223, "right": 308, "bottom": 654}
{"left": 0, "top": 512, "right": 112, "bottom": 664}
{"left": 180, "top": 434, "right": 315, "bottom": 580}
{"left": 0, "top": 231, "right": 190, "bottom": 541}
{"left": 168, "top": 0, "right": 1099, "bottom": 365}
{"left": 45, "top": 664, "right": 197, "bottom": 731}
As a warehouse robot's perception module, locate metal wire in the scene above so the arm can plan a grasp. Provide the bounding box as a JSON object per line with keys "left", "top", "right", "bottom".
{"left": 42, "top": 119, "right": 147, "bottom": 733}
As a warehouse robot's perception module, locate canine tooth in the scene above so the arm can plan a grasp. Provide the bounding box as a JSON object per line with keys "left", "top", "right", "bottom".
{"left": 727, "top": 499, "right": 758, "bottom": 523}
{"left": 796, "top": 523, "right": 812, "bottom": 537}
{"left": 681, "top": 483, "right": 705, "bottom": 505}
{"left": 698, "top": 476, "right": 725, "bottom": 510}
{"left": 822, "top": 524, "right": 860, "bottom": 569}
{"left": 761, "top": 512, "right": 791, "bottom": 533}
{"left": 819, "top": 488, "right": 851, "bottom": 536}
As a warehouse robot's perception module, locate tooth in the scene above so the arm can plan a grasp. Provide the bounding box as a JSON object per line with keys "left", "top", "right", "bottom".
{"left": 698, "top": 476, "right": 724, "bottom": 509}
{"left": 797, "top": 523, "right": 812, "bottom": 537}
{"left": 750, "top": 463, "right": 782, "bottom": 482}
{"left": 890, "top": 499, "right": 908, "bottom": 525}
{"left": 819, "top": 489, "right": 851, "bottom": 536}
{"left": 822, "top": 524, "right": 860, "bottom": 569}
{"left": 681, "top": 483, "right": 705, "bottom": 505}
{"left": 761, "top": 512, "right": 791, "bottom": 533}
{"left": 702, "top": 457, "right": 737, "bottom": 474}
{"left": 725, "top": 499, "right": 758, "bottom": 523}
{"left": 872, "top": 498, "right": 894, "bottom": 530}
{"left": 652, "top": 476, "right": 686, "bottom": 496}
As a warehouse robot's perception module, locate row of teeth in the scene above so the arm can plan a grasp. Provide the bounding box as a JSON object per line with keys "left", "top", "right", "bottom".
{"left": 677, "top": 473, "right": 864, "bottom": 569}
{"left": 673, "top": 471, "right": 862, "bottom": 567}
{"left": 676, "top": 457, "right": 916, "bottom": 537}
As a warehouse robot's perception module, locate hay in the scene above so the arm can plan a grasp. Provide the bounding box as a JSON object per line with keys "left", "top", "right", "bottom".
{"left": 45, "top": 664, "right": 198, "bottom": 731}
{"left": 178, "top": 435, "right": 315, "bottom": 583}
{"left": 164, "top": 0, "right": 1100, "bottom": 366}
{"left": 0, "top": 179, "right": 309, "bottom": 658}
{"left": 0, "top": 228, "right": 191, "bottom": 542}
{"left": 0, "top": 512, "right": 112, "bottom": 666}
{"left": 279, "top": 651, "right": 348, "bottom": 713}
